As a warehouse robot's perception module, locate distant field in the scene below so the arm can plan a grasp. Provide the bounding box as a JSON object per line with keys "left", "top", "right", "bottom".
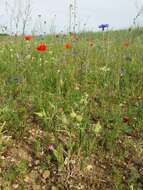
{"left": 0, "top": 29, "right": 143, "bottom": 190}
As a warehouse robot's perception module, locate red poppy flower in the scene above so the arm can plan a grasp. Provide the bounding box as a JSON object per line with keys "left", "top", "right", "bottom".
{"left": 24, "top": 36, "right": 33, "bottom": 41}
{"left": 123, "top": 42, "right": 129, "bottom": 48}
{"left": 123, "top": 116, "right": 129, "bottom": 123}
{"left": 36, "top": 43, "right": 47, "bottom": 52}
{"left": 65, "top": 43, "right": 71, "bottom": 49}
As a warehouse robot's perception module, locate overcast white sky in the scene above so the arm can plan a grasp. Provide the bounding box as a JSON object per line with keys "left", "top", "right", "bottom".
{"left": 0, "top": 0, "right": 143, "bottom": 33}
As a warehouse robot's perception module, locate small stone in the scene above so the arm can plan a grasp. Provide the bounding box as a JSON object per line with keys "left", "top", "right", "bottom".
{"left": 35, "top": 160, "right": 40, "bottom": 165}
{"left": 41, "top": 178, "right": 46, "bottom": 184}
{"left": 51, "top": 186, "right": 58, "bottom": 190}
{"left": 86, "top": 165, "right": 93, "bottom": 172}
{"left": 1, "top": 156, "right": 5, "bottom": 160}
{"left": 42, "top": 170, "right": 50, "bottom": 179}
{"left": 12, "top": 184, "right": 19, "bottom": 189}
{"left": 24, "top": 176, "right": 31, "bottom": 183}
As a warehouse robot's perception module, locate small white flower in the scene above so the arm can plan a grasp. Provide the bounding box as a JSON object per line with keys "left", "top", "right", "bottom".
{"left": 100, "top": 66, "right": 110, "bottom": 72}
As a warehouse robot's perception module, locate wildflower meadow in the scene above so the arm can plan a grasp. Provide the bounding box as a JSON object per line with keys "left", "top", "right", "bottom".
{"left": 0, "top": 5, "right": 143, "bottom": 190}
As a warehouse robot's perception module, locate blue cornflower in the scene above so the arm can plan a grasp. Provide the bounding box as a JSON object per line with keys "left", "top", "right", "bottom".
{"left": 98, "top": 24, "right": 109, "bottom": 31}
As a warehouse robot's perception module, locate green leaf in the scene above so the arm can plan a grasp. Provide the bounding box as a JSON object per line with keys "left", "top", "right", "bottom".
{"left": 123, "top": 124, "right": 132, "bottom": 134}
{"left": 35, "top": 110, "right": 46, "bottom": 118}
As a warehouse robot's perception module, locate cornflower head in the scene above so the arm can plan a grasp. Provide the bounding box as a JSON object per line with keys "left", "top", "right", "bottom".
{"left": 99, "top": 24, "right": 109, "bottom": 31}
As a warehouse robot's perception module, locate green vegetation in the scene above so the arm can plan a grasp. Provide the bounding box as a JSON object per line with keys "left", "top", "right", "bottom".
{"left": 0, "top": 28, "right": 143, "bottom": 189}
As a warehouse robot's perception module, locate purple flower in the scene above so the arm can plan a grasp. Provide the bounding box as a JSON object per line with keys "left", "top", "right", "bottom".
{"left": 98, "top": 24, "right": 109, "bottom": 31}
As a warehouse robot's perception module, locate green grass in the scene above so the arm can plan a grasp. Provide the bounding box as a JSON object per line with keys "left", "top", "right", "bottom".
{"left": 0, "top": 28, "right": 143, "bottom": 189}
